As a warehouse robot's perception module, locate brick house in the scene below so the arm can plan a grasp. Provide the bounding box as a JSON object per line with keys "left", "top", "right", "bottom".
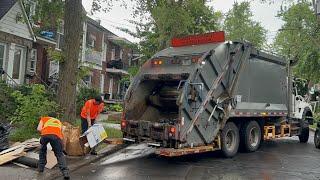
{"left": 81, "top": 17, "right": 135, "bottom": 100}
{"left": 0, "top": 0, "right": 36, "bottom": 85}
{"left": 0, "top": 0, "right": 137, "bottom": 100}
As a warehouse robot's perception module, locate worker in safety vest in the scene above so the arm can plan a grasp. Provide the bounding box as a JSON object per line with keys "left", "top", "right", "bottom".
{"left": 37, "top": 113, "right": 69, "bottom": 180}
{"left": 80, "top": 96, "right": 104, "bottom": 134}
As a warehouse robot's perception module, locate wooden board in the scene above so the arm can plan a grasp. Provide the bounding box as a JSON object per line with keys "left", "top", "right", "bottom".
{"left": 0, "top": 146, "right": 26, "bottom": 165}
{"left": 24, "top": 150, "right": 57, "bottom": 169}
{"left": 45, "top": 150, "right": 57, "bottom": 169}
{"left": 0, "top": 145, "right": 24, "bottom": 156}
{"left": 13, "top": 162, "right": 30, "bottom": 168}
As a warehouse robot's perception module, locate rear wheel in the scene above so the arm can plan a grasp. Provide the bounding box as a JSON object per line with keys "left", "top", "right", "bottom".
{"left": 221, "top": 122, "right": 239, "bottom": 158}
{"left": 314, "top": 129, "right": 320, "bottom": 149}
{"left": 299, "top": 109, "right": 310, "bottom": 143}
{"left": 240, "top": 120, "right": 261, "bottom": 152}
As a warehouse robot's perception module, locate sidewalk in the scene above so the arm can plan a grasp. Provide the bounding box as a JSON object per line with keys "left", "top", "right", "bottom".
{"left": 0, "top": 143, "right": 127, "bottom": 180}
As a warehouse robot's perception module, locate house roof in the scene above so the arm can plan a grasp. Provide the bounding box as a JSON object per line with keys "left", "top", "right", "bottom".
{"left": 0, "top": 0, "right": 16, "bottom": 19}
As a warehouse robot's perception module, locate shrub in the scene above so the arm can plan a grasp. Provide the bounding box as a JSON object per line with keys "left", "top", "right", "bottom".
{"left": 76, "top": 87, "right": 100, "bottom": 114}
{"left": 0, "top": 81, "right": 17, "bottom": 123}
{"left": 10, "top": 84, "right": 59, "bottom": 131}
{"left": 106, "top": 103, "right": 123, "bottom": 112}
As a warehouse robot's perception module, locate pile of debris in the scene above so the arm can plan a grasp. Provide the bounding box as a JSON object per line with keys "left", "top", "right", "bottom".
{"left": 0, "top": 122, "right": 110, "bottom": 169}
{"left": 0, "top": 138, "right": 57, "bottom": 169}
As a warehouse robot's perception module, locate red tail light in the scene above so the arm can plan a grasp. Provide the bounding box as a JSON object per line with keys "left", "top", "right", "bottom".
{"left": 170, "top": 127, "right": 176, "bottom": 134}
{"left": 121, "top": 120, "right": 126, "bottom": 128}
{"left": 121, "top": 112, "right": 126, "bottom": 128}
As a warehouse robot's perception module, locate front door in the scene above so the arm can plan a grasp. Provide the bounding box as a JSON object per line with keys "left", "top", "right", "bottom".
{"left": 8, "top": 46, "right": 26, "bottom": 84}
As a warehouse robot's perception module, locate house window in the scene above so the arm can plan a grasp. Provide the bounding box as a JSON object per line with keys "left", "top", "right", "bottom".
{"left": 29, "top": 49, "right": 37, "bottom": 73}
{"left": 111, "top": 49, "right": 115, "bottom": 60}
{"left": 13, "top": 49, "right": 22, "bottom": 79}
{"left": 100, "top": 74, "right": 105, "bottom": 94}
{"left": 0, "top": 43, "right": 6, "bottom": 69}
{"left": 56, "top": 21, "right": 64, "bottom": 50}
{"left": 120, "top": 49, "right": 123, "bottom": 60}
{"left": 87, "top": 34, "right": 96, "bottom": 49}
{"left": 103, "top": 43, "right": 107, "bottom": 62}
{"left": 83, "top": 75, "right": 92, "bottom": 87}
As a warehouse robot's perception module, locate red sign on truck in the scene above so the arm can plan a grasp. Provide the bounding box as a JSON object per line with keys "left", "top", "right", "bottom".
{"left": 171, "top": 31, "right": 225, "bottom": 47}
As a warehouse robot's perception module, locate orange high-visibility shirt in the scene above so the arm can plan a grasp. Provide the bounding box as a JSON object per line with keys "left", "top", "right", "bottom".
{"left": 40, "top": 117, "right": 63, "bottom": 139}
{"left": 80, "top": 99, "right": 104, "bottom": 119}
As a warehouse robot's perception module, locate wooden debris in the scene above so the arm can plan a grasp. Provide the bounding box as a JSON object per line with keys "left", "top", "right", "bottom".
{"left": 104, "top": 138, "right": 123, "bottom": 145}
{"left": 13, "top": 162, "right": 30, "bottom": 168}
{"left": 22, "top": 151, "right": 57, "bottom": 169}
{"left": 0, "top": 145, "right": 24, "bottom": 156}
{"left": 0, "top": 146, "right": 26, "bottom": 165}
{"left": 45, "top": 150, "right": 57, "bottom": 169}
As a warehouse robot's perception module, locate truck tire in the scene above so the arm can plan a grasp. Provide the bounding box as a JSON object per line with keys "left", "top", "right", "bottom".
{"left": 240, "top": 120, "right": 261, "bottom": 152}
{"left": 299, "top": 109, "right": 310, "bottom": 143}
{"left": 314, "top": 129, "right": 320, "bottom": 149}
{"left": 299, "top": 127, "right": 309, "bottom": 143}
{"left": 221, "top": 122, "right": 239, "bottom": 158}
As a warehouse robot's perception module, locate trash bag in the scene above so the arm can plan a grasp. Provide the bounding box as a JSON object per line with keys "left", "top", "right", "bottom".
{"left": 0, "top": 123, "right": 10, "bottom": 151}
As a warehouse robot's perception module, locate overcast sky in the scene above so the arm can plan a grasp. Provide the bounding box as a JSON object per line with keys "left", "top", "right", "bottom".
{"left": 82, "top": 0, "right": 284, "bottom": 44}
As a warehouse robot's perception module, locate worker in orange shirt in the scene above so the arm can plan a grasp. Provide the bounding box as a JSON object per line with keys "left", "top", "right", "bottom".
{"left": 80, "top": 96, "right": 104, "bottom": 134}
{"left": 37, "top": 113, "right": 69, "bottom": 180}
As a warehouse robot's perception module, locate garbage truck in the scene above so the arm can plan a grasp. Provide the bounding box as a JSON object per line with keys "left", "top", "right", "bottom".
{"left": 121, "top": 31, "right": 313, "bottom": 157}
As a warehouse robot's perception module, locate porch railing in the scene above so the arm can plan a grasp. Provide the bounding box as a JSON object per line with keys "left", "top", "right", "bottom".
{"left": 0, "top": 68, "right": 19, "bottom": 88}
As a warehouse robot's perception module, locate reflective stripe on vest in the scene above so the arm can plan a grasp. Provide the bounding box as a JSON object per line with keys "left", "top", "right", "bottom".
{"left": 43, "top": 118, "right": 62, "bottom": 129}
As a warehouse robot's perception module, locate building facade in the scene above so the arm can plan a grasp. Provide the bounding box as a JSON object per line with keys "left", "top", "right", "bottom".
{"left": 0, "top": 0, "right": 36, "bottom": 85}
{"left": 81, "top": 17, "right": 135, "bottom": 101}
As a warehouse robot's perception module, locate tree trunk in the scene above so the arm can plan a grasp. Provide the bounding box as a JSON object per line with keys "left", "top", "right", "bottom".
{"left": 57, "top": 0, "right": 83, "bottom": 122}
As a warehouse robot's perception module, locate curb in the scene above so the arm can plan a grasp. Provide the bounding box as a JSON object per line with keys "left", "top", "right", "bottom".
{"left": 44, "top": 143, "right": 128, "bottom": 180}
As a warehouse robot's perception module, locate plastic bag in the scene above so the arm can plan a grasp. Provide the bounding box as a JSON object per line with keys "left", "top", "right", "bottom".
{"left": 0, "top": 123, "right": 10, "bottom": 151}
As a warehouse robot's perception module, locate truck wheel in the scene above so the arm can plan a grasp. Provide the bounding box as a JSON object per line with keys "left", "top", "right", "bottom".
{"left": 240, "top": 120, "right": 261, "bottom": 152}
{"left": 221, "top": 122, "right": 239, "bottom": 158}
{"left": 299, "top": 109, "right": 310, "bottom": 143}
{"left": 299, "top": 127, "right": 309, "bottom": 143}
{"left": 314, "top": 129, "right": 320, "bottom": 149}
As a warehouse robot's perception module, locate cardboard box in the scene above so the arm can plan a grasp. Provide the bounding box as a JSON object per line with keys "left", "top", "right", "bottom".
{"left": 80, "top": 124, "right": 108, "bottom": 148}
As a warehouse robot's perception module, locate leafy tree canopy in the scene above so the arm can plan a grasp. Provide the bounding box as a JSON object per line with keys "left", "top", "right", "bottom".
{"left": 223, "top": 2, "right": 267, "bottom": 48}
{"left": 274, "top": 1, "right": 320, "bottom": 82}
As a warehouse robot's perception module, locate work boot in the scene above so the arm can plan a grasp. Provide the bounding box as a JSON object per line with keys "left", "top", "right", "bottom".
{"left": 90, "top": 150, "right": 97, "bottom": 155}
{"left": 38, "top": 167, "right": 44, "bottom": 173}
{"left": 63, "top": 170, "right": 70, "bottom": 180}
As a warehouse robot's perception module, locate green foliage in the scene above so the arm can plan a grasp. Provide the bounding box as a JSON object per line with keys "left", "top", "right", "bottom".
{"left": 9, "top": 128, "right": 39, "bottom": 142}
{"left": 121, "top": 0, "right": 222, "bottom": 59}
{"left": 120, "top": 66, "right": 140, "bottom": 84}
{"left": 223, "top": 2, "right": 267, "bottom": 48}
{"left": 0, "top": 81, "right": 17, "bottom": 123}
{"left": 47, "top": 47, "right": 64, "bottom": 63}
{"left": 104, "top": 127, "right": 123, "bottom": 138}
{"left": 10, "top": 84, "right": 59, "bottom": 130}
{"left": 24, "top": 0, "right": 64, "bottom": 32}
{"left": 273, "top": 1, "right": 320, "bottom": 82}
{"left": 106, "top": 103, "right": 123, "bottom": 112}
{"left": 76, "top": 87, "right": 100, "bottom": 114}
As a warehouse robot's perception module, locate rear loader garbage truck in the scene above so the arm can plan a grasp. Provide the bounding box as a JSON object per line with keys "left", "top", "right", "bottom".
{"left": 121, "top": 31, "right": 313, "bottom": 157}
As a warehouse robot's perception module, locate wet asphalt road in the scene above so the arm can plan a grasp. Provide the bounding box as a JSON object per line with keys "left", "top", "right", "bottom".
{"left": 70, "top": 131, "right": 320, "bottom": 180}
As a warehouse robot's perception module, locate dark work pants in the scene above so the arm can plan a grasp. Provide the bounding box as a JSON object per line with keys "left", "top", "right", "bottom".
{"left": 39, "top": 135, "right": 69, "bottom": 176}
{"left": 81, "top": 118, "right": 95, "bottom": 134}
